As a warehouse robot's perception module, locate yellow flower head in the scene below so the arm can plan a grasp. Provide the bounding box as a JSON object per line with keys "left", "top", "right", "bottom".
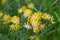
{"left": 24, "top": 22, "right": 32, "bottom": 29}
{"left": 18, "top": 6, "right": 26, "bottom": 13}
{"left": 42, "top": 13, "right": 47, "bottom": 19}
{"left": 50, "top": 16, "right": 55, "bottom": 24}
{"left": 42, "top": 13, "right": 53, "bottom": 20}
{"left": 42, "top": 13, "right": 55, "bottom": 24}
{"left": 2, "top": 14, "right": 11, "bottom": 24}
{"left": 0, "top": 11, "right": 3, "bottom": 18}
{"left": 11, "top": 16, "right": 20, "bottom": 25}
{"left": 23, "top": 9, "right": 32, "bottom": 18}
{"left": 31, "top": 21, "right": 40, "bottom": 27}
{"left": 33, "top": 26, "right": 40, "bottom": 33}
{"left": 39, "top": 23, "right": 45, "bottom": 31}
{"left": 1, "top": 0, "right": 7, "bottom": 4}
{"left": 33, "top": 12, "right": 42, "bottom": 20}
{"left": 10, "top": 24, "right": 20, "bottom": 31}
{"left": 28, "top": 3, "right": 34, "bottom": 9}
{"left": 28, "top": 12, "right": 42, "bottom": 24}
{"left": 45, "top": 14, "right": 52, "bottom": 20}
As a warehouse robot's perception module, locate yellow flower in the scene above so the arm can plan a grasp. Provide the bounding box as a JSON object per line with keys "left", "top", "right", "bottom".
{"left": 18, "top": 8, "right": 23, "bottom": 13}
{"left": 50, "top": 16, "right": 55, "bottom": 24}
{"left": 42, "top": 13, "right": 55, "bottom": 24}
{"left": 33, "top": 12, "right": 42, "bottom": 19}
{"left": 28, "top": 3, "right": 34, "bottom": 9}
{"left": 1, "top": 0, "right": 7, "bottom": 4}
{"left": 42, "top": 13, "right": 54, "bottom": 20}
{"left": 18, "top": 6, "right": 26, "bottom": 13}
{"left": 2, "top": 14, "right": 11, "bottom": 24}
{"left": 39, "top": 23, "right": 45, "bottom": 31}
{"left": 24, "top": 22, "right": 32, "bottom": 29}
{"left": 27, "top": 12, "right": 42, "bottom": 31}
{"left": 45, "top": 14, "right": 52, "bottom": 20}
{"left": 11, "top": 16, "right": 20, "bottom": 25}
{"left": 31, "top": 21, "right": 40, "bottom": 27}
{"left": 42, "top": 13, "right": 47, "bottom": 19}
{"left": 27, "top": 12, "right": 43, "bottom": 33}
{"left": 33, "top": 26, "right": 40, "bottom": 33}
{"left": 33, "top": 12, "right": 42, "bottom": 20}
{"left": 28, "top": 12, "right": 42, "bottom": 24}
{"left": 0, "top": 11, "right": 3, "bottom": 18}
{"left": 10, "top": 24, "right": 20, "bottom": 31}
{"left": 23, "top": 9, "right": 32, "bottom": 18}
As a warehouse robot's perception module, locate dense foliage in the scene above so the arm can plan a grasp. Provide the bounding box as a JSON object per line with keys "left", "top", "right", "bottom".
{"left": 0, "top": 0, "right": 60, "bottom": 40}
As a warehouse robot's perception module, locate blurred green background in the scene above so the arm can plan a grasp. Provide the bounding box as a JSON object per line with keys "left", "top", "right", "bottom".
{"left": 0, "top": 0, "right": 60, "bottom": 40}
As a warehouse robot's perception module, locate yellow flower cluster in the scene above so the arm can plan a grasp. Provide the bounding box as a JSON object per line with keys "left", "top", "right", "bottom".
{"left": 27, "top": 12, "right": 42, "bottom": 33}
{"left": 18, "top": 3, "right": 55, "bottom": 33}
{"left": 0, "top": 2, "right": 55, "bottom": 33}
{"left": 10, "top": 16, "right": 20, "bottom": 31}
{"left": 28, "top": 12, "right": 42, "bottom": 23}
{"left": 24, "top": 22, "right": 32, "bottom": 29}
{"left": 18, "top": 3, "right": 34, "bottom": 18}
{"left": 42, "top": 13, "right": 55, "bottom": 24}
{"left": 11, "top": 16, "right": 20, "bottom": 25}
{"left": 18, "top": 6, "right": 33, "bottom": 18}
{"left": 0, "top": 11, "right": 20, "bottom": 31}
{"left": 24, "top": 11, "right": 55, "bottom": 33}
{"left": 18, "top": 6, "right": 26, "bottom": 13}
{"left": 23, "top": 9, "right": 32, "bottom": 18}
{"left": 10, "top": 24, "right": 20, "bottom": 31}
{"left": 2, "top": 14, "right": 11, "bottom": 24}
